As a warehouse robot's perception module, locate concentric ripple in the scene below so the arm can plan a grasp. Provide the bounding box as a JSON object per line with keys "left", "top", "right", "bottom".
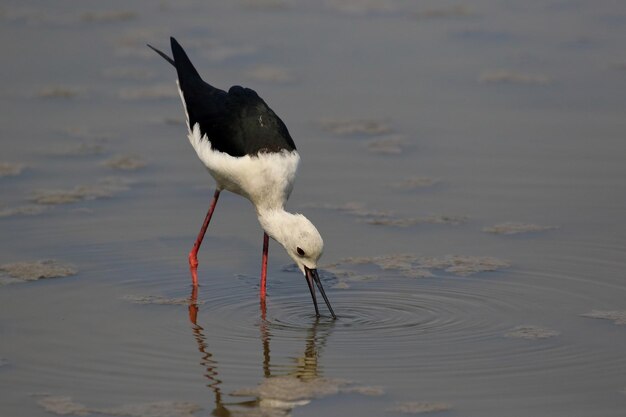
{"left": 192, "top": 276, "right": 515, "bottom": 345}
{"left": 176, "top": 268, "right": 623, "bottom": 383}
{"left": 88, "top": 253, "right": 626, "bottom": 398}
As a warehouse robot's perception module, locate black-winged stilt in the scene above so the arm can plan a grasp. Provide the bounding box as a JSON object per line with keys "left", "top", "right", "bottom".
{"left": 149, "top": 37, "right": 335, "bottom": 319}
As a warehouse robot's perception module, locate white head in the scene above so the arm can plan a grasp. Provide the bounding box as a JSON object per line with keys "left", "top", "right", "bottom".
{"left": 258, "top": 210, "right": 324, "bottom": 273}
{"left": 258, "top": 209, "right": 335, "bottom": 319}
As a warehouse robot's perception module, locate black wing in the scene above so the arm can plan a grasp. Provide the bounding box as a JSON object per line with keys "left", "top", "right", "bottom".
{"left": 152, "top": 37, "right": 296, "bottom": 157}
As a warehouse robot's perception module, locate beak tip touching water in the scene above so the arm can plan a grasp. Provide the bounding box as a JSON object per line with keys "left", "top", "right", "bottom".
{"left": 304, "top": 267, "right": 337, "bottom": 319}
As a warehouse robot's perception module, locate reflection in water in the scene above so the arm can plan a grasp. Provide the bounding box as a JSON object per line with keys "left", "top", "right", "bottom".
{"left": 188, "top": 284, "right": 336, "bottom": 416}
{"left": 188, "top": 285, "right": 231, "bottom": 417}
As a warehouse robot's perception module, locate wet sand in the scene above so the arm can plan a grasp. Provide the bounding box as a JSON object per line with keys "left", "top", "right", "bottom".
{"left": 1, "top": 1, "right": 626, "bottom": 416}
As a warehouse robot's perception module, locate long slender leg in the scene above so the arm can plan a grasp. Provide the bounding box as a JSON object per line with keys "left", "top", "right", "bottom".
{"left": 189, "top": 189, "right": 221, "bottom": 286}
{"left": 259, "top": 295, "right": 271, "bottom": 377}
{"left": 188, "top": 284, "right": 199, "bottom": 325}
{"left": 260, "top": 232, "right": 269, "bottom": 299}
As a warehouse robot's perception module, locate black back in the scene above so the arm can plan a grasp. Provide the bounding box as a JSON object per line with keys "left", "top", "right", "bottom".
{"left": 167, "top": 37, "right": 296, "bottom": 157}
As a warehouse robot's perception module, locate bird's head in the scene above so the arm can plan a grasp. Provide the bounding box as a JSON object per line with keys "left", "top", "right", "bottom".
{"left": 259, "top": 211, "right": 323, "bottom": 273}
{"left": 258, "top": 210, "right": 335, "bottom": 318}
{"left": 285, "top": 216, "right": 324, "bottom": 274}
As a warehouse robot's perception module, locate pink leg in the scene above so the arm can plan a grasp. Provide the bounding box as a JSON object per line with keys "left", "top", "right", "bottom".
{"left": 260, "top": 232, "right": 269, "bottom": 299}
{"left": 189, "top": 190, "right": 221, "bottom": 286}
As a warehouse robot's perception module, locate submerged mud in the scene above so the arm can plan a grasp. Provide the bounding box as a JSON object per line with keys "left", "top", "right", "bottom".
{"left": 0, "top": 162, "right": 25, "bottom": 177}
{"left": 37, "top": 395, "right": 201, "bottom": 417}
{"left": 0, "top": 260, "right": 77, "bottom": 284}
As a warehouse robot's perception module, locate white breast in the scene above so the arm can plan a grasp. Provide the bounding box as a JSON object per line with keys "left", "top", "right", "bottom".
{"left": 188, "top": 123, "right": 300, "bottom": 210}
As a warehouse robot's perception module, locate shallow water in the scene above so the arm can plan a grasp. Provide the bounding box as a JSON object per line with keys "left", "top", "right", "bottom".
{"left": 2, "top": 1, "right": 626, "bottom": 416}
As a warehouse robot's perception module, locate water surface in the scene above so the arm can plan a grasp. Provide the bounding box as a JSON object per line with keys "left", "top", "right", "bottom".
{"left": 1, "top": 1, "right": 626, "bottom": 416}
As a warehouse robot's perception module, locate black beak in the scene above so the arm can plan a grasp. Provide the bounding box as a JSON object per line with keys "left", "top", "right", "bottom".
{"left": 304, "top": 267, "right": 337, "bottom": 319}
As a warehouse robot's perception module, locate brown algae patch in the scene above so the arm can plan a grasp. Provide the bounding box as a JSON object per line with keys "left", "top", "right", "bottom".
{"left": 581, "top": 310, "right": 626, "bottom": 325}
{"left": 63, "top": 126, "right": 114, "bottom": 142}
{"left": 366, "top": 135, "right": 408, "bottom": 154}
{"left": 231, "top": 376, "right": 381, "bottom": 413}
{"left": 0, "top": 205, "right": 47, "bottom": 218}
{"left": 53, "top": 128, "right": 111, "bottom": 156}
{"left": 37, "top": 395, "right": 201, "bottom": 417}
{"left": 316, "top": 201, "right": 465, "bottom": 227}
{"left": 102, "top": 155, "right": 146, "bottom": 170}
{"left": 318, "top": 264, "right": 377, "bottom": 290}
{"left": 50, "top": 140, "right": 108, "bottom": 157}
{"left": 245, "top": 65, "right": 296, "bottom": 84}
{"left": 334, "top": 254, "right": 510, "bottom": 278}
{"left": 479, "top": 70, "right": 552, "bottom": 85}
{"left": 31, "top": 177, "right": 131, "bottom": 205}
{"left": 422, "top": 255, "right": 510, "bottom": 276}
{"left": 0, "top": 260, "right": 77, "bottom": 284}
{"left": 203, "top": 43, "right": 257, "bottom": 63}
{"left": 365, "top": 215, "right": 467, "bottom": 227}
{"left": 320, "top": 118, "right": 392, "bottom": 136}
{"left": 483, "top": 222, "right": 558, "bottom": 235}
{"left": 341, "top": 385, "right": 385, "bottom": 396}
{"left": 304, "top": 201, "right": 466, "bottom": 228}
{"left": 391, "top": 176, "right": 441, "bottom": 190}
{"left": 37, "top": 86, "right": 81, "bottom": 99}
{"left": 232, "top": 376, "right": 350, "bottom": 402}
{"left": 122, "top": 295, "right": 204, "bottom": 306}
{"left": 303, "top": 201, "right": 393, "bottom": 219}
{"left": 504, "top": 325, "right": 560, "bottom": 340}
{"left": 101, "top": 402, "right": 200, "bottom": 417}
{"left": 389, "top": 401, "right": 452, "bottom": 414}
{"left": 333, "top": 281, "right": 352, "bottom": 289}
{"left": 37, "top": 396, "right": 90, "bottom": 416}
{"left": 0, "top": 162, "right": 25, "bottom": 177}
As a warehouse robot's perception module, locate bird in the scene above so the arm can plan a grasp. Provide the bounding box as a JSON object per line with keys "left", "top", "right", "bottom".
{"left": 149, "top": 37, "right": 335, "bottom": 319}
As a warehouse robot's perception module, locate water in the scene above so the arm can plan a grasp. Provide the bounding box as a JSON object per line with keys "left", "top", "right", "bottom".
{"left": 1, "top": 1, "right": 626, "bottom": 416}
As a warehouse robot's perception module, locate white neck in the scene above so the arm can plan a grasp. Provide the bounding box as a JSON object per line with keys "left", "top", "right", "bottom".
{"left": 256, "top": 207, "right": 324, "bottom": 272}
{"left": 257, "top": 207, "right": 294, "bottom": 243}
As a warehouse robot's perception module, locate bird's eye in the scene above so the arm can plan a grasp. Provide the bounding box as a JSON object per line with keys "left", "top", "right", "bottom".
{"left": 296, "top": 247, "right": 306, "bottom": 257}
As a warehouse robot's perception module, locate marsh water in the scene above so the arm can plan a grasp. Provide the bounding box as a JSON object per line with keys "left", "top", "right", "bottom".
{"left": 1, "top": 1, "right": 626, "bottom": 416}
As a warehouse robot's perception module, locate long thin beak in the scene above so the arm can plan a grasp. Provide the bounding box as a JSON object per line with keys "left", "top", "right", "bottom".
{"left": 305, "top": 267, "right": 337, "bottom": 319}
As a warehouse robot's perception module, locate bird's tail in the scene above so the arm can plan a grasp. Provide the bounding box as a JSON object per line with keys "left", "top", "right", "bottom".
{"left": 149, "top": 38, "right": 203, "bottom": 84}
{"left": 147, "top": 43, "right": 175, "bottom": 67}
{"left": 169, "top": 37, "right": 202, "bottom": 81}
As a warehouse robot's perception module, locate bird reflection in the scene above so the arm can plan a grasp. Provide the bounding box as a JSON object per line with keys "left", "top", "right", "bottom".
{"left": 188, "top": 285, "right": 230, "bottom": 417}
{"left": 188, "top": 285, "right": 335, "bottom": 416}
